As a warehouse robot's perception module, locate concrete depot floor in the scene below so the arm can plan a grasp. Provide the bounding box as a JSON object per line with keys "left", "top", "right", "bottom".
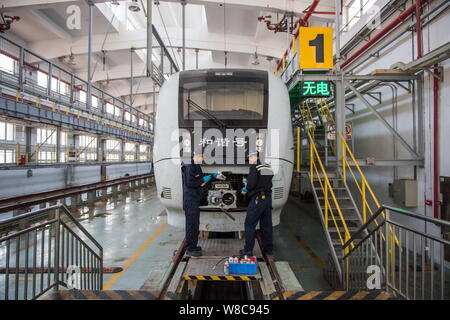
{"left": 90, "top": 185, "right": 333, "bottom": 292}
{"left": 0, "top": 184, "right": 333, "bottom": 298}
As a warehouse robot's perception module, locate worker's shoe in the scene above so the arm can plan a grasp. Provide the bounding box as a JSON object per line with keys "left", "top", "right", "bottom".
{"left": 193, "top": 246, "right": 202, "bottom": 251}
{"left": 186, "top": 250, "right": 202, "bottom": 258}
{"left": 239, "top": 249, "right": 253, "bottom": 256}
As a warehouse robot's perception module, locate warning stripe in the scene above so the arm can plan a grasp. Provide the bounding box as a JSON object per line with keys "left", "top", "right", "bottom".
{"left": 42, "top": 289, "right": 158, "bottom": 300}
{"left": 284, "top": 291, "right": 396, "bottom": 300}
{"left": 183, "top": 275, "right": 257, "bottom": 281}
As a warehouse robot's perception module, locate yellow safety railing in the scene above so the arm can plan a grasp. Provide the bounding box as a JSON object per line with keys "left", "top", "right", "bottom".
{"left": 296, "top": 127, "right": 300, "bottom": 172}
{"left": 317, "top": 98, "right": 336, "bottom": 155}
{"left": 301, "top": 100, "right": 315, "bottom": 135}
{"left": 308, "top": 131, "right": 354, "bottom": 249}
{"left": 339, "top": 131, "right": 399, "bottom": 246}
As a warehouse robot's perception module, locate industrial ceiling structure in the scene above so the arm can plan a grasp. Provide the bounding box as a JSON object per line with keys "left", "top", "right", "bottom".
{"left": 0, "top": 0, "right": 336, "bottom": 113}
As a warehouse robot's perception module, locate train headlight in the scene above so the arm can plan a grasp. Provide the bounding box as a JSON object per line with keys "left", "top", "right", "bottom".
{"left": 256, "top": 138, "right": 264, "bottom": 147}
{"left": 183, "top": 138, "right": 191, "bottom": 147}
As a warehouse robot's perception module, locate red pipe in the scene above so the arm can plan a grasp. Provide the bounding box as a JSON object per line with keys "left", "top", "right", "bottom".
{"left": 301, "top": 0, "right": 321, "bottom": 26}
{"left": 433, "top": 65, "right": 440, "bottom": 218}
{"left": 415, "top": 0, "right": 423, "bottom": 58}
{"left": 341, "top": 0, "right": 430, "bottom": 69}
{"left": 302, "top": 11, "right": 336, "bottom": 15}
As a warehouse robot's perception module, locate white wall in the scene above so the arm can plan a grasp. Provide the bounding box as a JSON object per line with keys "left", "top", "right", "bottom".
{"left": 340, "top": 0, "right": 450, "bottom": 237}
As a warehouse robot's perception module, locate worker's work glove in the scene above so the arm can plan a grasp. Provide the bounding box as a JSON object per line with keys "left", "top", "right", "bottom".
{"left": 241, "top": 186, "right": 248, "bottom": 194}
{"left": 213, "top": 172, "right": 226, "bottom": 180}
{"left": 242, "top": 177, "right": 248, "bottom": 186}
{"left": 202, "top": 175, "right": 212, "bottom": 183}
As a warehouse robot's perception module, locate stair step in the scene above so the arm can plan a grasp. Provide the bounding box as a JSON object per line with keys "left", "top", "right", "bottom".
{"left": 315, "top": 187, "right": 347, "bottom": 191}
{"left": 320, "top": 206, "right": 356, "bottom": 210}
{"left": 328, "top": 215, "right": 360, "bottom": 221}
{"left": 328, "top": 227, "right": 360, "bottom": 232}
{"left": 317, "top": 197, "right": 350, "bottom": 200}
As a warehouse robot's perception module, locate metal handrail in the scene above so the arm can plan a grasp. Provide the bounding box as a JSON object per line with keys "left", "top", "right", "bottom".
{"left": 0, "top": 34, "right": 159, "bottom": 135}
{"left": 342, "top": 204, "right": 450, "bottom": 299}
{"left": 308, "top": 131, "right": 354, "bottom": 249}
{"left": 0, "top": 204, "right": 103, "bottom": 300}
{"left": 338, "top": 131, "right": 400, "bottom": 246}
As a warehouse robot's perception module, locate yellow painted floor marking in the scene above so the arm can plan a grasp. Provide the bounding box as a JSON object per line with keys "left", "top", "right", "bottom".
{"left": 241, "top": 276, "right": 250, "bottom": 281}
{"left": 323, "top": 291, "right": 346, "bottom": 300}
{"left": 211, "top": 276, "right": 220, "bottom": 280}
{"left": 297, "top": 291, "right": 322, "bottom": 300}
{"left": 374, "top": 292, "right": 391, "bottom": 300}
{"left": 197, "top": 275, "right": 206, "bottom": 280}
{"left": 349, "top": 291, "right": 369, "bottom": 300}
{"left": 225, "top": 276, "right": 235, "bottom": 280}
{"left": 103, "top": 221, "right": 168, "bottom": 290}
{"left": 286, "top": 226, "right": 326, "bottom": 269}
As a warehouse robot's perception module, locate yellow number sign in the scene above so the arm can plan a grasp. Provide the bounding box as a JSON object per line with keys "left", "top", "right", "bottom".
{"left": 299, "top": 27, "right": 333, "bottom": 69}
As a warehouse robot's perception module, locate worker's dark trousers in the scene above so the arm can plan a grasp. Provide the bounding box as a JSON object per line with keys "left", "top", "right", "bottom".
{"left": 184, "top": 206, "right": 200, "bottom": 252}
{"left": 244, "top": 195, "right": 273, "bottom": 253}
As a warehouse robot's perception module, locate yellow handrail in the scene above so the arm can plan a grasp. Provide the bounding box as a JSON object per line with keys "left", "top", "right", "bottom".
{"left": 308, "top": 132, "right": 354, "bottom": 249}
{"left": 338, "top": 131, "right": 400, "bottom": 247}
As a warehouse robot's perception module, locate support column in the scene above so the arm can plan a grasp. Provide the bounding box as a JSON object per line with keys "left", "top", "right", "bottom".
{"left": 181, "top": 0, "right": 186, "bottom": 71}
{"left": 130, "top": 47, "right": 134, "bottom": 106}
{"left": 87, "top": 1, "right": 94, "bottom": 111}
{"left": 56, "top": 126, "right": 61, "bottom": 163}
{"left": 146, "top": 0, "right": 153, "bottom": 78}
{"left": 334, "top": 0, "right": 345, "bottom": 169}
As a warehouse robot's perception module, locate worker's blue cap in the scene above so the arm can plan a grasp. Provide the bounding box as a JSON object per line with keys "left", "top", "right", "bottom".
{"left": 193, "top": 145, "right": 203, "bottom": 156}
{"left": 248, "top": 150, "right": 258, "bottom": 157}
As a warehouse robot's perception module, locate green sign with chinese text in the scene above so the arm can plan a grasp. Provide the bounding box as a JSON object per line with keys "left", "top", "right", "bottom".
{"left": 299, "top": 81, "right": 331, "bottom": 97}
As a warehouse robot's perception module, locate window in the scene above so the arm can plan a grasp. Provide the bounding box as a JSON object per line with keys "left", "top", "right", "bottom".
{"left": 0, "top": 121, "right": 15, "bottom": 141}
{"left": 106, "top": 102, "right": 114, "bottom": 115}
{"left": 0, "top": 53, "right": 15, "bottom": 74}
{"left": 139, "top": 144, "right": 148, "bottom": 161}
{"left": 79, "top": 135, "right": 97, "bottom": 148}
{"left": 344, "top": 0, "right": 378, "bottom": 30}
{"left": 51, "top": 77, "right": 58, "bottom": 92}
{"left": 139, "top": 145, "right": 147, "bottom": 153}
{"left": 179, "top": 70, "right": 268, "bottom": 128}
{"left": 106, "top": 139, "right": 121, "bottom": 162}
{"left": 124, "top": 142, "right": 135, "bottom": 152}
{"left": 38, "top": 151, "right": 56, "bottom": 163}
{"left": 124, "top": 111, "right": 131, "bottom": 122}
{"left": 37, "top": 71, "right": 48, "bottom": 88}
{"left": 60, "top": 151, "right": 66, "bottom": 162}
{"left": 79, "top": 90, "right": 87, "bottom": 103}
{"left": 79, "top": 152, "right": 97, "bottom": 161}
{"left": 37, "top": 128, "right": 56, "bottom": 145}
{"left": 92, "top": 96, "right": 98, "bottom": 108}
{"left": 0, "top": 149, "right": 15, "bottom": 163}
{"left": 60, "top": 131, "right": 68, "bottom": 146}
{"left": 106, "top": 139, "right": 120, "bottom": 150}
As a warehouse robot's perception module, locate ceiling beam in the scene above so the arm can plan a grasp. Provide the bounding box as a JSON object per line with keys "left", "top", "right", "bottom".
{"left": 30, "top": 9, "right": 73, "bottom": 42}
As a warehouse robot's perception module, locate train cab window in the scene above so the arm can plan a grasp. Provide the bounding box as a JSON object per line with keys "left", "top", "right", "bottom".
{"left": 183, "top": 82, "right": 264, "bottom": 120}
{"left": 179, "top": 70, "right": 268, "bottom": 128}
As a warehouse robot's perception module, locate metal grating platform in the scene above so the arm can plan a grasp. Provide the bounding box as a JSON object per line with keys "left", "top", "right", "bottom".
{"left": 183, "top": 258, "right": 261, "bottom": 280}
{"left": 186, "top": 238, "right": 262, "bottom": 258}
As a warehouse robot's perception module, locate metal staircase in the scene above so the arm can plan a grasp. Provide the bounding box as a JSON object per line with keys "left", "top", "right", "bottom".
{"left": 298, "top": 98, "right": 380, "bottom": 289}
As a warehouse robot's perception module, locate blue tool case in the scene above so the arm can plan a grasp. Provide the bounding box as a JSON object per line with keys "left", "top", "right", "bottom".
{"left": 228, "top": 262, "right": 257, "bottom": 275}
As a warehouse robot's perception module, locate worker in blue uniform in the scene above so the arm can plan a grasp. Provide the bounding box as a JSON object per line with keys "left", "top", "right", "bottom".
{"left": 182, "top": 146, "right": 223, "bottom": 258}
{"left": 240, "top": 150, "right": 274, "bottom": 256}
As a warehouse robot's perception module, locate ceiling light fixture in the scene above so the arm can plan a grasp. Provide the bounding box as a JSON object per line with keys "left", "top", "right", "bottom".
{"left": 251, "top": 52, "right": 260, "bottom": 65}
{"left": 66, "top": 47, "right": 76, "bottom": 66}
{"left": 128, "top": 0, "right": 141, "bottom": 12}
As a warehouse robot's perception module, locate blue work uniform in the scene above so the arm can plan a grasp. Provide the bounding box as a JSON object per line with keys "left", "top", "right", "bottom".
{"left": 244, "top": 162, "right": 274, "bottom": 254}
{"left": 182, "top": 163, "right": 207, "bottom": 252}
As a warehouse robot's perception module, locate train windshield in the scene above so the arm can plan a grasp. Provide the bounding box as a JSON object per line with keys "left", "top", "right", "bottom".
{"left": 179, "top": 70, "right": 268, "bottom": 128}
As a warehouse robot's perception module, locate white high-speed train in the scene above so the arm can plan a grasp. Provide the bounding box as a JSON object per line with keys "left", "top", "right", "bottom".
{"left": 153, "top": 69, "right": 293, "bottom": 232}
